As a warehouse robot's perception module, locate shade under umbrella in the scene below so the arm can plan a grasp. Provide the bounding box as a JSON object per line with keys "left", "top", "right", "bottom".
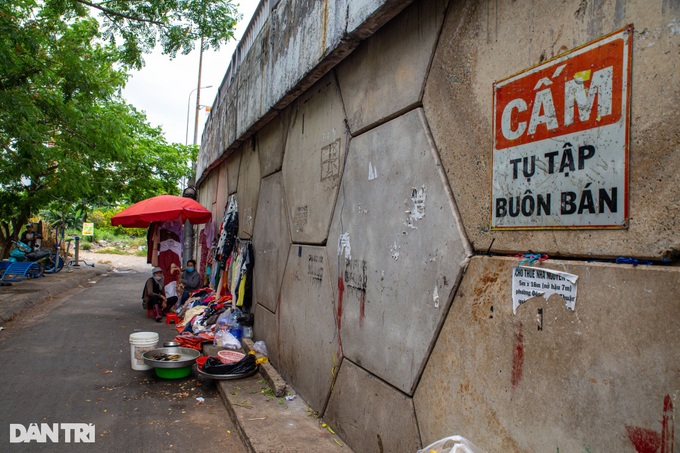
{"left": 111, "top": 195, "right": 212, "bottom": 228}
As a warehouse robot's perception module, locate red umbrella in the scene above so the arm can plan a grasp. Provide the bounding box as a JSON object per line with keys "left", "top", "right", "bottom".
{"left": 111, "top": 195, "right": 212, "bottom": 228}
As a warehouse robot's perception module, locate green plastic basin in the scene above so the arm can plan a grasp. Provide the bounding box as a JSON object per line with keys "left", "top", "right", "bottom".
{"left": 155, "top": 366, "right": 192, "bottom": 379}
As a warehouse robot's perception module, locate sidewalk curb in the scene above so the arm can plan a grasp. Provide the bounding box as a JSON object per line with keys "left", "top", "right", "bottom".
{"left": 202, "top": 343, "right": 352, "bottom": 453}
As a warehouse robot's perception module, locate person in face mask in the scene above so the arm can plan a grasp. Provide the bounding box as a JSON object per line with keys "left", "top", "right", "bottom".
{"left": 179, "top": 259, "right": 201, "bottom": 306}
{"left": 142, "top": 267, "right": 167, "bottom": 321}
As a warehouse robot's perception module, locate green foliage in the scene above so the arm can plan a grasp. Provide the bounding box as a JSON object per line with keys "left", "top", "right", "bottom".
{"left": 40, "top": 205, "right": 88, "bottom": 230}
{"left": 0, "top": 0, "right": 237, "bottom": 257}
{"left": 90, "top": 206, "right": 145, "bottom": 243}
{"left": 95, "top": 247, "right": 132, "bottom": 255}
{"left": 79, "top": 0, "right": 240, "bottom": 70}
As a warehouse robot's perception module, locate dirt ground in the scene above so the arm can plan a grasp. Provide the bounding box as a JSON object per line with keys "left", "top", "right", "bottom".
{"left": 79, "top": 250, "right": 151, "bottom": 273}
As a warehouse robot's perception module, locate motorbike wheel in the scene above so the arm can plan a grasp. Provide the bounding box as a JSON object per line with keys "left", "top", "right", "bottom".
{"left": 44, "top": 255, "right": 64, "bottom": 274}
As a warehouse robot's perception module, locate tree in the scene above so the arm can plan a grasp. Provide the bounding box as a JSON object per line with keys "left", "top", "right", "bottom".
{"left": 0, "top": 0, "right": 237, "bottom": 257}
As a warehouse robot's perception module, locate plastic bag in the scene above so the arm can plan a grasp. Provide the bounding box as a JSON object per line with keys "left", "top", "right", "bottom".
{"left": 216, "top": 308, "right": 232, "bottom": 326}
{"left": 253, "top": 340, "right": 268, "bottom": 356}
{"left": 416, "top": 436, "right": 484, "bottom": 453}
{"left": 214, "top": 328, "right": 226, "bottom": 346}
{"left": 203, "top": 355, "right": 256, "bottom": 375}
{"left": 218, "top": 331, "right": 241, "bottom": 350}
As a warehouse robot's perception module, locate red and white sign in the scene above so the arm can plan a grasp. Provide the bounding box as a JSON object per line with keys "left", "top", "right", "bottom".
{"left": 491, "top": 25, "right": 632, "bottom": 229}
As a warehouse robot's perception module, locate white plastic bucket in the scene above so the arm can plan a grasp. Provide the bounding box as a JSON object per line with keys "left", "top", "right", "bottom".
{"left": 129, "top": 332, "right": 159, "bottom": 370}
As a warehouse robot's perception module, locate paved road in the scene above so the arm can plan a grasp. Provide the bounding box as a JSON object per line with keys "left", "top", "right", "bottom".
{"left": 0, "top": 269, "right": 248, "bottom": 453}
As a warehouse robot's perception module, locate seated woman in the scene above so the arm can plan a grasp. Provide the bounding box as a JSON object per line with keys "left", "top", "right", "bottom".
{"left": 179, "top": 259, "right": 201, "bottom": 306}
{"left": 143, "top": 267, "right": 167, "bottom": 322}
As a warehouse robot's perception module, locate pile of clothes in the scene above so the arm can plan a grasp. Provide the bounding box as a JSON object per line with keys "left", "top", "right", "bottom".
{"left": 170, "top": 287, "right": 253, "bottom": 350}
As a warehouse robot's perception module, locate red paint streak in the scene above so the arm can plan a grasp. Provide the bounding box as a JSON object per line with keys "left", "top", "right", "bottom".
{"left": 335, "top": 277, "right": 344, "bottom": 357}
{"left": 337, "top": 277, "right": 344, "bottom": 331}
{"left": 661, "top": 395, "right": 674, "bottom": 453}
{"left": 359, "top": 291, "right": 365, "bottom": 328}
{"left": 626, "top": 426, "right": 661, "bottom": 453}
{"left": 511, "top": 323, "right": 524, "bottom": 387}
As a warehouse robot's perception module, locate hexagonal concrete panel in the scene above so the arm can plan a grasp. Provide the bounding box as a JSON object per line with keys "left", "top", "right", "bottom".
{"left": 257, "top": 115, "right": 287, "bottom": 178}
{"left": 253, "top": 302, "right": 280, "bottom": 370}
{"left": 198, "top": 172, "right": 218, "bottom": 221}
{"left": 336, "top": 0, "right": 447, "bottom": 133}
{"left": 282, "top": 73, "right": 346, "bottom": 244}
{"left": 214, "top": 164, "right": 229, "bottom": 222}
{"left": 278, "top": 245, "right": 339, "bottom": 413}
{"left": 236, "top": 142, "right": 261, "bottom": 238}
{"left": 225, "top": 150, "right": 241, "bottom": 195}
{"left": 424, "top": 0, "right": 680, "bottom": 259}
{"left": 327, "top": 108, "right": 471, "bottom": 395}
{"left": 414, "top": 256, "right": 680, "bottom": 452}
{"left": 253, "top": 172, "right": 291, "bottom": 313}
{"left": 324, "top": 360, "right": 421, "bottom": 453}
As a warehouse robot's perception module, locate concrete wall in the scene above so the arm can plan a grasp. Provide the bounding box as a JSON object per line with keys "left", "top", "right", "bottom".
{"left": 197, "top": 0, "right": 680, "bottom": 451}
{"left": 415, "top": 256, "right": 680, "bottom": 452}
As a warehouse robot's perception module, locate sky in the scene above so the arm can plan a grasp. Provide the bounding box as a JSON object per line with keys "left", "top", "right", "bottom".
{"left": 122, "top": 2, "right": 259, "bottom": 146}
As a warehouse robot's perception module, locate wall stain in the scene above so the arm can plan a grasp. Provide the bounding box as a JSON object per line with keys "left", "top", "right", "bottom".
{"left": 625, "top": 393, "right": 675, "bottom": 453}
{"left": 359, "top": 290, "right": 366, "bottom": 328}
{"left": 661, "top": 395, "right": 674, "bottom": 453}
{"left": 511, "top": 323, "right": 524, "bottom": 388}
{"left": 337, "top": 276, "right": 344, "bottom": 331}
{"left": 626, "top": 425, "right": 661, "bottom": 453}
{"left": 471, "top": 269, "right": 501, "bottom": 323}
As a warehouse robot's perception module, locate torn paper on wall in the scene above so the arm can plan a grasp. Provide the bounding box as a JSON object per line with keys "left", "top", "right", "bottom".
{"left": 404, "top": 185, "right": 426, "bottom": 229}
{"left": 512, "top": 266, "right": 578, "bottom": 314}
{"left": 338, "top": 233, "right": 351, "bottom": 261}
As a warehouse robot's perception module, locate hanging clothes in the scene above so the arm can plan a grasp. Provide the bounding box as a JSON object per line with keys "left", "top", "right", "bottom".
{"left": 146, "top": 222, "right": 159, "bottom": 265}
{"left": 241, "top": 241, "right": 254, "bottom": 311}
{"left": 199, "top": 227, "right": 209, "bottom": 283}
{"left": 146, "top": 222, "right": 161, "bottom": 267}
{"left": 161, "top": 218, "right": 183, "bottom": 241}
{"left": 216, "top": 195, "right": 238, "bottom": 264}
{"left": 205, "top": 220, "right": 215, "bottom": 253}
{"left": 225, "top": 239, "right": 254, "bottom": 311}
{"left": 238, "top": 241, "right": 254, "bottom": 311}
{"left": 159, "top": 237, "right": 182, "bottom": 298}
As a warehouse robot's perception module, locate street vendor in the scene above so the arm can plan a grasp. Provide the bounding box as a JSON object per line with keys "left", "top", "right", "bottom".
{"left": 143, "top": 267, "right": 167, "bottom": 322}
{"left": 180, "top": 259, "right": 201, "bottom": 305}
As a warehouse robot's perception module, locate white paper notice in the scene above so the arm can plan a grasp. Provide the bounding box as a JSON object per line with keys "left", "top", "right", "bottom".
{"left": 512, "top": 266, "right": 578, "bottom": 314}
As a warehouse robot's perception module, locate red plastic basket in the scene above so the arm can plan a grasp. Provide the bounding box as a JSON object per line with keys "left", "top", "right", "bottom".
{"left": 217, "top": 350, "right": 245, "bottom": 364}
{"left": 196, "top": 356, "right": 209, "bottom": 370}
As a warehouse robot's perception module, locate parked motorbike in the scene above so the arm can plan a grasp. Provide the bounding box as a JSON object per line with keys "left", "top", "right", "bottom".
{"left": 8, "top": 240, "right": 56, "bottom": 275}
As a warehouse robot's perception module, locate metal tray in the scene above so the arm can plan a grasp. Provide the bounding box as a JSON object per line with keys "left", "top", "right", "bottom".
{"left": 195, "top": 364, "right": 259, "bottom": 380}
{"left": 142, "top": 347, "right": 200, "bottom": 369}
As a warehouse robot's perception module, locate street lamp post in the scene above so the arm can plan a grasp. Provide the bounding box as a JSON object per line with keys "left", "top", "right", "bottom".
{"left": 182, "top": 84, "right": 211, "bottom": 267}
{"left": 183, "top": 37, "right": 211, "bottom": 267}
{"left": 185, "top": 85, "right": 212, "bottom": 146}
